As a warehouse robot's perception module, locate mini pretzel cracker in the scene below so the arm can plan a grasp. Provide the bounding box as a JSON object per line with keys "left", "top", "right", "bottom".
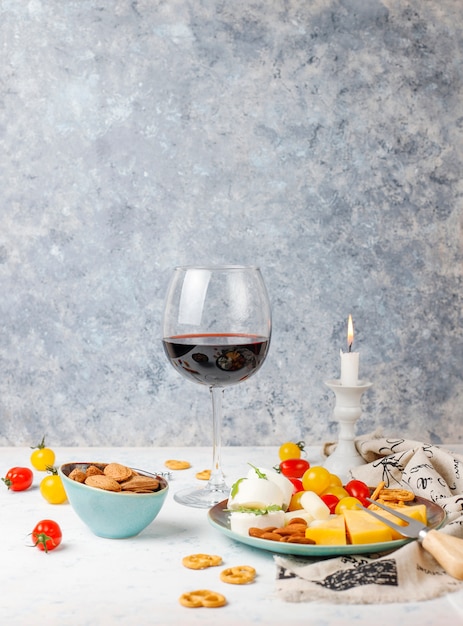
{"left": 370, "top": 481, "right": 414, "bottom": 503}
{"left": 220, "top": 565, "right": 256, "bottom": 585}
{"left": 376, "top": 488, "right": 415, "bottom": 502}
{"left": 182, "top": 554, "right": 223, "bottom": 570}
{"left": 165, "top": 459, "right": 191, "bottom": 470}
{"left": 179, "top": 590, "right": 227, "bottom": 608}
{"left": 370, "top": 481, "right": 386, "bottom": 501}
{"left": 195, "top": 469, "right": 211, "bottom": 481}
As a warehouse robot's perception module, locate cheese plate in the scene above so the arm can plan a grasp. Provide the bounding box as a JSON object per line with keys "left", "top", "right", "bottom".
{"left": 207, "top": 496, "right": 446, "bottom": 556}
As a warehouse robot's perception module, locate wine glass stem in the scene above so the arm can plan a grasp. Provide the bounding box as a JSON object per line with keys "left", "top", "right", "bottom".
{"left": 209, "top": 386, "right": 227, "bottom": 491}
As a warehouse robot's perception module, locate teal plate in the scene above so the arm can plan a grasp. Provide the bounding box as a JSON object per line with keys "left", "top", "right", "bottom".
{"left": 208, "top": 496, "right": 446, "bottom": 557}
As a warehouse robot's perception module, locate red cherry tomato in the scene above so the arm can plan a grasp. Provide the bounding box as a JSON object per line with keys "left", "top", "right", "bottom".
{"left": 279, "top": 458, "right": 310, "bottom": 479}
{"left": 31, "top": 519, "right": 62, "bottom": 553}
{"left": 287, "top": 477, "right": 304, "bottom": 493}
{"left": 2, "top": 467, "right": 33, "bottom": 491}
{"left": 320, "top": 493, "right": 340, "bottom": 514}
{"left": 345, "top": 479, "right": 370, "bottom": 506}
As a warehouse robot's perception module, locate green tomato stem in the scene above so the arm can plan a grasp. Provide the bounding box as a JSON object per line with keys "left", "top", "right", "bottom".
{"left": 34, "top": 532, "right": 54, "bottom": 553}
{"left": 31, "top": 435, "right": 47, "bottom": 450}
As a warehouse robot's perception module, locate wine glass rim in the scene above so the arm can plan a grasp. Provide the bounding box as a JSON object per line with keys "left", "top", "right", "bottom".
{"left": 173, "top": 264, "right": 261, "bottom": 271}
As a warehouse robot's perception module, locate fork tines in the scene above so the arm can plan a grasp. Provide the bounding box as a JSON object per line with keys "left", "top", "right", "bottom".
{"left": 360, "top": 502, "right": 412, "bottom": 536}
{"left": 365, "top": 497, "right": 415, "bottom": 523}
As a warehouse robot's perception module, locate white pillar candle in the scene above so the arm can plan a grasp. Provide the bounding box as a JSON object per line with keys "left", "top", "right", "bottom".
{"left": 340, "top": 314, "right": 359, "bottom": 386}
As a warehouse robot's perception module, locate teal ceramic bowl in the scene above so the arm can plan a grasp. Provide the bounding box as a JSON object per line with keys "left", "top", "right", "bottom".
{"left": 59, "top": 462, "right": 169, "bottom": 539}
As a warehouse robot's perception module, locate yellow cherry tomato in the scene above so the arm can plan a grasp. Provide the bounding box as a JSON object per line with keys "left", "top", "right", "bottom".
{"left": 40, "top": 468, "right": 67, "bottom": 504}
{"left": 321, "top": 485, "right": 350, "bottom": 500}
{"left": 278, "top": 441, "right": 305, "bottom": 461}
{"left": 334, "top": 496, "right": 362, "bottom": 515}
{"left": 328, "top": 473, "right": 343, "bottom": 487}
{"left": 30, "top": 436, "right": 56, "bottom": 471}
{"left": 288, "top": 490, "right": 305, "bottom": 511}
{"left": 301, "top": 466, "right": 331, "bottom": 495}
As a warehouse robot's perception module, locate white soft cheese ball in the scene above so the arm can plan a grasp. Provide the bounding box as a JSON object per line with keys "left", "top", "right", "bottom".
{"left": 229, "top": 510, "right": 286, "bottom": 536}
{"left": 246, "top": 466, "right": 293, "bottom": 510}
{"left": 227, "top": 477, "right": 285, "bottom": 510}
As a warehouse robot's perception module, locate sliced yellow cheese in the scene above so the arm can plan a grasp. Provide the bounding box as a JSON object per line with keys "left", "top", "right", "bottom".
{"left": 305, "top": 515, "right": 347, "bottom": 545}
{"left": 367, "top": 504, "right": 427, "bottom": 540}
{"left": 343, "top": 509, "right": 393, "bottom": 544}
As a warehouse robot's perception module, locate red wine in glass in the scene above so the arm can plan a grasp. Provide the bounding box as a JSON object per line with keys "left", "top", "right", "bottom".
{"left": 162, "top": 333, "right": 270, "bottom": 387}
{"left": 161, "top": 265, "right": 271, "bottom": 508}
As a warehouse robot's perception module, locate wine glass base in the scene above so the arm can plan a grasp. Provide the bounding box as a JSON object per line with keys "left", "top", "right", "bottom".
{"left": 173, "top": 484, "right": 229, "bottom": 509}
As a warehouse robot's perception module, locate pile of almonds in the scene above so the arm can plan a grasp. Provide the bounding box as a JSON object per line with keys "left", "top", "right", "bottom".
{"left": 68, "top": 462, "right": 162, "bottom": 493}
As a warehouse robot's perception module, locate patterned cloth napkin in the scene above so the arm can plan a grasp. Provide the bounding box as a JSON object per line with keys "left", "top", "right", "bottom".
{"left": 275, "top": 435, "right": 463, "bottom": 604}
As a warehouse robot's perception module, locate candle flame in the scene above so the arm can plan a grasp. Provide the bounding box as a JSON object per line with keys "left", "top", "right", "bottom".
{"left": 347, "top": 314, "right": 354, "bottom": 352}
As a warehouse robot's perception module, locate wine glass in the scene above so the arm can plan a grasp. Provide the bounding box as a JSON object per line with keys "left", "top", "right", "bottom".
{"left": 162, "top": 265, "right": 272, "bottom": 508}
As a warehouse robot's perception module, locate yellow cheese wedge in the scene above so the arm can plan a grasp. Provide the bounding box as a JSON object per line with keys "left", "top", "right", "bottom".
{"left": 305, "top": 515, "right": 347, "bottom": 545}
{"left": 367, "top": 504, "right": 427, "bottom": 540}
{"left": 343, "top": 509, "right": 393, "bottom": 544}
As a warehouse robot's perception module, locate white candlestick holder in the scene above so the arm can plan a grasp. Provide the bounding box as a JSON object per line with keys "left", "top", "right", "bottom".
{"left": 323, "top": 379, "right": 373, "bottom": 483}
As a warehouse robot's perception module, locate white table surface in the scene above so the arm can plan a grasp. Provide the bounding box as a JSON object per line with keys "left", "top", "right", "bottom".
{"left": 2, "top": 445, "right": 463, "bottom": 626}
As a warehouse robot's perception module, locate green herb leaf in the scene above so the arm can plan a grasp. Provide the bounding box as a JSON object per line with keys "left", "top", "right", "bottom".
{"left": 248, "top": 463, "right": 267, "bottom": 480}
{"left": 229, "top": 504, "right": 282, "bottom": 515}
{"left": 230, "top": 477, "right": 246, "bottom": 498}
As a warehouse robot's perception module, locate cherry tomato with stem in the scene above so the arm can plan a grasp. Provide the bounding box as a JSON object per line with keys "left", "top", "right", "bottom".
{"left": 345, "top": 479, "right": 371, "bottom": 506}
{"left": 31, "top": 519, "right": 62, "bottom": 553}
{"left": 40, "top": 467, "right": 67, "bottom": 504}
{"left": 30, "top": 436, "right": 56, "bottom": 471}
{"left": 279, "top": 458, "right": 310, "bottom": 479}
{"left": 278, "top": 441, "right": 305, "bottom": 462}
{"left": 2, "top": 467, "right": 33, "bottom": 491}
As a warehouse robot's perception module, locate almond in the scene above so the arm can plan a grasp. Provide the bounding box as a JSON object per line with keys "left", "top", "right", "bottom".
{"left": 104, "top": 462, "right": 133, "bottom": 482}
{"left": 85, "top": 475, "right": 122, "bottom": 492}
{"left": 69, "top": 468, "right": 87, "bottom": 483}
{"left": 120, "top": 475, "right": 160, "bottom": 491}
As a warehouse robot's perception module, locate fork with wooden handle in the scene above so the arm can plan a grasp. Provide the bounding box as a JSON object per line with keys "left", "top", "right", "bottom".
{"left": 362, "top": 498, "right": 463, "bottom": 580}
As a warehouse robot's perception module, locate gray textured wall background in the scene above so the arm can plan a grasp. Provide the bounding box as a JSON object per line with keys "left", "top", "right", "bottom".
{"left": 1, "top": 0, "right": 462, "bottom": 447}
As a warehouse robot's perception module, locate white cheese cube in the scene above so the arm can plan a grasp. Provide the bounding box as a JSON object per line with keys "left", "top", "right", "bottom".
{"left": 300, "top": 491, "right": 330, "bottom": 520}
